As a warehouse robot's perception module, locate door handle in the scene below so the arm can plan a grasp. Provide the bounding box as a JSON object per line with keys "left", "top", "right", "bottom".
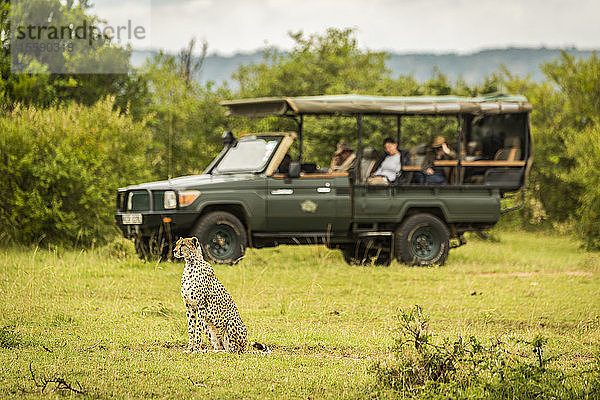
{"left": 271, "top": 189, "right": 293, "bottom": 195}
{"left": 317, "top": 187, "right": 331, "bottom": 193}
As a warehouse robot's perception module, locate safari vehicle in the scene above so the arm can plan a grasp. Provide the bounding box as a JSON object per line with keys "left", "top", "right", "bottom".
{"left": 115, "top": 94, "right": 532, "bottom": 266}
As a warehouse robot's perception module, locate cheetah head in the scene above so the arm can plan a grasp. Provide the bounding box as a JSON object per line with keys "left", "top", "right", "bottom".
{"left": 173, "top": 237, "right": 203, "bottom": 259}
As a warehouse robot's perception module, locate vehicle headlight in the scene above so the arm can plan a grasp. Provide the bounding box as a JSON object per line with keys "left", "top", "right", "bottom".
{"left": 164, "top": 191, "right": 177, "bottom": 209}
{"left": 178, "top": 190, "right": 201, "bottom": 207}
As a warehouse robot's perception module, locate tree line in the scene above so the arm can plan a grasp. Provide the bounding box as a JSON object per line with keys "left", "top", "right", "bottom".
{"left": 0, "top": 1, "right": 598, "bottom": 250}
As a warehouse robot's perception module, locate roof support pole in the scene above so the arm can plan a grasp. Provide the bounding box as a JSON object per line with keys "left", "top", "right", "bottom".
{"left": 455, "top": 115, "right": 462, "bottom": 185}
{"left": 357, "top": 114, "right": 363, "bottom": 183}
{"left": 396, "top": 115, "right": 402, "bottom": 144}
{"left": 298, "top": 114, "right": 304, "bottom": 162}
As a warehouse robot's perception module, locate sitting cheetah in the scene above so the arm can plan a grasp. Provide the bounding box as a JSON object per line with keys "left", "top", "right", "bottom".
{"left": 174, "top": 237, "right": 248, "bottom": 353}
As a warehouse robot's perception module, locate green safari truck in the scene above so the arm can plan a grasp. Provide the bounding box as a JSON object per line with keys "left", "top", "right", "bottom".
{"left": 115, "top": 94, "right": 532, "bottom": 266}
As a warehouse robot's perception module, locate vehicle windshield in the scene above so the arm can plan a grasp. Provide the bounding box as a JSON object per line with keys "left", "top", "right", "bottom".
{"left": 213, "top": 137, "right": 281, "bottom": 174}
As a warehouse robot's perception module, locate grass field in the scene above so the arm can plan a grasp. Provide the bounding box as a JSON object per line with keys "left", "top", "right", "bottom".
{"left": 1, "top": 230, "right": 599, "bottom": 398}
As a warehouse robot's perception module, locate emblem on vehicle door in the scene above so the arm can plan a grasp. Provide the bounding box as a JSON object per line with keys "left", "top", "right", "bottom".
{"left": 300, "top": 200, "right": 318, "bottom": 213}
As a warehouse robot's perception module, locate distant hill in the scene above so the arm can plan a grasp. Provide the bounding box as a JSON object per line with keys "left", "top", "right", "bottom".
{"left": 131, "top": 47, "right": 597, "bottom": 87}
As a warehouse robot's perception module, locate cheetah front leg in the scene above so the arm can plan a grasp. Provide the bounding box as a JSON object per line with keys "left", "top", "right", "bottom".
{"left": 185, "top": 304, "right": 200, "bottom": 353}
{"left": 195, "top": 316, "right": 208, "bottom": 350}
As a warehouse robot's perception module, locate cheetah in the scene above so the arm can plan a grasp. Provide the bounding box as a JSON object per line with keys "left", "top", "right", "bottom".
{"left": 174, "top": 237, "right": 248, "bottom": 353}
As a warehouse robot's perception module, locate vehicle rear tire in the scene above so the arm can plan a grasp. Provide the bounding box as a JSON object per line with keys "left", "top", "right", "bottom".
{"left": 341, "top": 243, "right": 365, "bottom": 265}
{"left": 191, "top": 211, "right": 247, "bottom": 264}
{"left": 395, "top": 214, "right": 450, "bottom": 266}
{"left": 340, "top": 241, "right": 391, "bottom": 266}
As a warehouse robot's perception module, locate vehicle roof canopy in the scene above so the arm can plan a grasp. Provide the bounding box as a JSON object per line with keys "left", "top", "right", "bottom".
{"left": 221, "top": 94, "right": 532, "bottom": 117}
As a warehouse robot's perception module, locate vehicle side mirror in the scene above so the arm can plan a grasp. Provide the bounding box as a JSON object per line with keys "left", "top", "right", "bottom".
{"left": 222, "top": 131, "right": 236, "bottom": 147}
{"left": 287, "top": 161, "right": 301, "bottom": 179}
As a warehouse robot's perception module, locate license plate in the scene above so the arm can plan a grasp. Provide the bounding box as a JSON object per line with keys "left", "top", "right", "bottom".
{"left": 122, "top": 213, "right": 142, "bottom": 225}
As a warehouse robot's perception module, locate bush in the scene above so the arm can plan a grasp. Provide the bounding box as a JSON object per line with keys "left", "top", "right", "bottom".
{"left": 100, "top": 237, "right": 138, "bottom": 260}
{"left": 370, "top": 306, "right": 600, "bottom": 399}
{"left": 0, "top": 98, "right": 153, "bottom": 247}
{"left": 564, "top": 123, "right": 600, "bottom": 250}
{"left": 0, "top": 325, "right": 22, "bottom": 348}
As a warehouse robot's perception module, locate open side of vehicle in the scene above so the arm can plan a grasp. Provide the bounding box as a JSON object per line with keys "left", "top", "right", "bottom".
{"left": 115, "top": 94, "right": 533, "bottom": 266}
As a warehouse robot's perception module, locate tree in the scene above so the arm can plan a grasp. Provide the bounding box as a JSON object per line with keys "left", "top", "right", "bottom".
{"left": 541, "top": 52, "right": 600, "bottom": 249}
{"left": 234, "top": 27, "right": 389, "bottom": 98}
{"left": 142, "top": 50, "right": 230, "bottom": 179}
{"left": 1, "top": 0, "right": 146, "bottom": 112}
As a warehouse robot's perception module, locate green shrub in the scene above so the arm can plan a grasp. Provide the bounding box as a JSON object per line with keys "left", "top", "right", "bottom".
{"left": 0, "top": 98, "right": 153, "bottom": 247}
{"left": 564, "top": 123, "right": 600, "bottom": 250}
{"left": 100, "top": 237, "right": 138, "bottom": 260}
{"left": 0, "top": 325, "right": 22, "bottom": 348}
{"left": 370, "top": 306, "right": 600, "bottom": 399}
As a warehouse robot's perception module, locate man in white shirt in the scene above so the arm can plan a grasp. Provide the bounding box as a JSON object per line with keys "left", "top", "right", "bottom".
{"left": 371, "top": 137, "right": 402, "bottom": 183}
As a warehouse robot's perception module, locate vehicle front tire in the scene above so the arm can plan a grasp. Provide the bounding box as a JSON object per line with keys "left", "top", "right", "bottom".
{"left": 191, "top": 211, "right": 248, "bottom": 264}
{"left": 395, "top": 214, "right": 450, "bottom": 266}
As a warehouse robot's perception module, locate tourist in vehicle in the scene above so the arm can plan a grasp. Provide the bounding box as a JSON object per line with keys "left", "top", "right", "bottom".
{"left": 465, "top": 140, "right": 483, "bottom": 161}
{"left": 414, "top": 136, "right": 455, "bottom": 184}
{"left": 329, "top": 142, "right": 356, "bottom": 173}
{"left": 463, "top": 140, "right": 487, "bottom": 183}
{"left": 370, "top": 137, "right": 402, "bottom": 183}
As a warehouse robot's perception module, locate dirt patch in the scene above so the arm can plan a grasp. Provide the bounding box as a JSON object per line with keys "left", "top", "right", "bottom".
{"left": 268, "top": 344, "right": 369, "bottom": 360}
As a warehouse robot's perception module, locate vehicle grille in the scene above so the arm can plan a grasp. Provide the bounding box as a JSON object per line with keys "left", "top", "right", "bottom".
{"left": 126, "top": 190, "right": 150, "bottom": 211}
{"left": 119, "top": 190, "right": 169, "bottom": 212}
{"left": 152, "top": 191, "right": 166, "bottom": 211}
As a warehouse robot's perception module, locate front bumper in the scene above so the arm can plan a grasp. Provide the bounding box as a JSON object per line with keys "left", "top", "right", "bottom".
{"left": 115, "top": 211, "right": 198, "bottom": 238}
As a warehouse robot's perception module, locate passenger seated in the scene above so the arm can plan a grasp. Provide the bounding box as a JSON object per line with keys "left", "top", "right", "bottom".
{"left": 370, "top": 137, "right": 402, "bottom": 184}
{"left": 465, "top": 140, "right": 483, "bottom": 161}
{"left": 329, "top": 142, "right": 356, "bottom": 173}
{"left": 464, "top": 141, "right": 486, "bottom": 183}
{"left": 414, "top": 136, "right": 455, "bottom": 184}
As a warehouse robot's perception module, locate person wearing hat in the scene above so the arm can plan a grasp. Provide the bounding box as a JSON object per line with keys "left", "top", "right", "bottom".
{"left": 329, "top": 142, "right": 356, "bottom": 173}
{"left": 414, "top": 136, "right": 456, "bottom": 184}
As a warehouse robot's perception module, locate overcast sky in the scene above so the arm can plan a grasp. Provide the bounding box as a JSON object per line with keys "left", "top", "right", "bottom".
{"left": 92, "top": 0, "right": 600, "bottom": 55}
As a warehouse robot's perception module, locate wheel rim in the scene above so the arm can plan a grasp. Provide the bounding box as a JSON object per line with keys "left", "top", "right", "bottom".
{"left": 410, "top": 227, "right": 440, "bottom": 261}
{"left": 207, "top": 225, "right": 236, "bottom": 260}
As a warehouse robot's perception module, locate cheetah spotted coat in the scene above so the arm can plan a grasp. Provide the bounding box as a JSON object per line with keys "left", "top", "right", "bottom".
{"left": 174, "top": 237, "right": 247, "bottom": 353}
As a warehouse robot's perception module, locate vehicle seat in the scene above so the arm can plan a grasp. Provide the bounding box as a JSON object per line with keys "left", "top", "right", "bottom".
{"left": 410, "top": 144, "right": 427, "bottom": 167}
{"left": 494, "top": 137, "right": 521, "bottom": 161}
{"left": 361, "top": 147, "right": 381, "bottom": 182}
{"left": 395, "top": 148, "right": 413, "bottom": 184}
{"left": 301, "top": 163, "right": 318, "bottom": 173}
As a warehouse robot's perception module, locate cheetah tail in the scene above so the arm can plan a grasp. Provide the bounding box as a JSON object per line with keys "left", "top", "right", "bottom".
{"left": 250, "top": 341, "right": 271, "bottom": 353}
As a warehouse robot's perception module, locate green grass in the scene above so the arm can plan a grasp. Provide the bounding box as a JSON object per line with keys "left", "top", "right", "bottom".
{"left": 0, "top": 231, "right": 599, "bottom": 398}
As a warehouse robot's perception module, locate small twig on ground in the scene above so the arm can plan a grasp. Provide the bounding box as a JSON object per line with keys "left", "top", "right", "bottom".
{"left": 83, "top": 340, "right": 102, "bottom": 351}
{"left": 29, "top": 361, "right": 86, "bottom": 395}
{"left": 41, "top": 345, "right": 52, "bottom": 353}
{"left": 188, "top": 377, "right": 207, "bottom": 387}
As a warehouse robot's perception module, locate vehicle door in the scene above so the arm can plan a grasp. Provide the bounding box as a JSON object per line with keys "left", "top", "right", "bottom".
{"left": 265, "top": 174, "right": 351, "bottom": 233}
